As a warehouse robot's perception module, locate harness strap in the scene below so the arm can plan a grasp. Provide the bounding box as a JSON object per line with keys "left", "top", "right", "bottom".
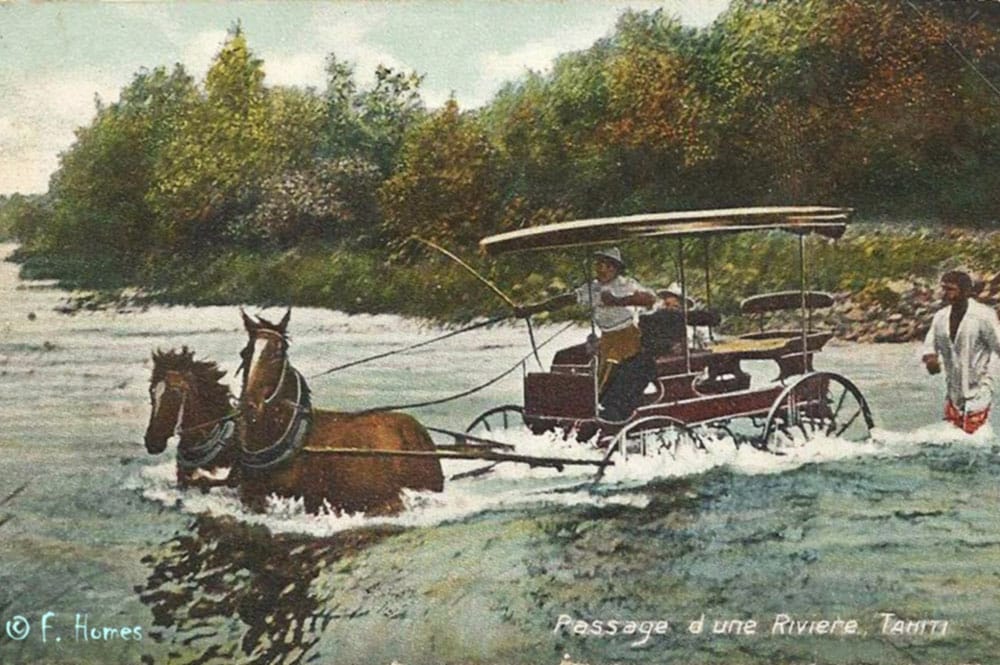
{"left": 264, "top": 357, "right": 288, "bottom": 406}
{"left": 177, "top": 418, "right": 237, "bottom": 470}
{"left": 240, "top": 369, "right": 313, "bottom": 470}
{"left": 165, "top": 378, "right": 238, "bottom": 469}
{"left": 356, "top": 321, "right": 574, "bottom": 414}
{"left": 309, "top": 314, "right": 508, "bottom": 379}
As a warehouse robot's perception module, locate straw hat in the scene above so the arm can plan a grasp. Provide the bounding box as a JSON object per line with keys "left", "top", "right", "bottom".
{"left": 657, "top": 282, "right": 696, "bottom": 308}
{"left": 658, "top": 282, "right": 683, "bottom": 298}
{"left": 593, "top": 247, "right": 625, "bottom": 271}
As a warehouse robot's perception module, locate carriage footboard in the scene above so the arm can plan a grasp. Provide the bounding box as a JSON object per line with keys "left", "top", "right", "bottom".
{"left": 524, "top": 372, "right": 596, "bottom": 420}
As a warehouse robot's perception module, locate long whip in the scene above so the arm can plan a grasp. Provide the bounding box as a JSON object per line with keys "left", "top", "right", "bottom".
{"left": 409, "top": 236, "right": 544, "bottom": 369}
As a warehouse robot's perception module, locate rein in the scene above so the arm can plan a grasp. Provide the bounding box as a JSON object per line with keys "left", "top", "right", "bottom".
{"left": 308, "top": 314, "right": 508, "bottom": 379}
{"left": 356, "top": 321, "right": 575, "bottom": 414}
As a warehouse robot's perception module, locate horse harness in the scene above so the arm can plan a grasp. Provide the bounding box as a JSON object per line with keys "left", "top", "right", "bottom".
{"left": 177, "top": 417, "right": 237, "bottom": 470}
{"left": 240, "top": 349, "right": 314, "bottom": 471}
{"left": 165, "top": 371, "right": 238, "bottom": 471}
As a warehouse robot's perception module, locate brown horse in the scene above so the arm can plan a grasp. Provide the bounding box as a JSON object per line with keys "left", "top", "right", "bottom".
{"left": 144, "top": 347, "right": 239, "bottom": 489}
{"left": 237, "top": 309, "right": 444, "bottom": 515}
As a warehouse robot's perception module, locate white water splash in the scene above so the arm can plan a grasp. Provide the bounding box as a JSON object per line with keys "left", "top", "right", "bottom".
{"left": 132, "top": 413, "right": 997, "bottom": 537}
{"left": 135, "top": 451, "right": 648, "bottom": 538}
{"left": 873, "top": 420, "right": 996, "bottom": 447}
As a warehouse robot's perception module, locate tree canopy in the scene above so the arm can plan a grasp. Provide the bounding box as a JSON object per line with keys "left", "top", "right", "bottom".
{"left": 5, "top": 1, "right": 999, "bottom": 310}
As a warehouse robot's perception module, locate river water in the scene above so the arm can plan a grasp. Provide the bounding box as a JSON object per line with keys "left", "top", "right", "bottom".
{"left": 0, "top": 242, "right": 996, "bottom": 665}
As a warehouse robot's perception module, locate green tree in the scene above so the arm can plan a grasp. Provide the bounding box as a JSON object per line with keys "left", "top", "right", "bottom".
{"left": 317, "top": 56, "right": 425, "bottom": 176}
{"left": 355, "top": 65, "right": 426, "bottom": 175}
{"left": 484, "top": 48, "right": 616, "bottom": 218}
{"left": 241, "top": 157, "right": 381, "bottom": 247}
{"left": 703, "top": 0, "right": 1000, "bottom": 213}
{"left": 42, "top": 64, "right": 196, "bottom": 272}
{"left": 149, "top": 25, "right": 322, "bottom": 250}
{"left": 1, "top": 193, "right": 52, "bottom": 246}
{"left": 599, "top": 10, "right": 713, "bottom": 210}
{"left": 379, "top": 99, "right": 504, "bottom": 249}
{"left": 318, "top": 55, "right": 362, "bottom": 160}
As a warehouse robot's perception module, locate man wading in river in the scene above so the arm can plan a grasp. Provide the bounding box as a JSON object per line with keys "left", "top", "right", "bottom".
{"left": 922, "top": 270, "right": 1000, "bottom": 433}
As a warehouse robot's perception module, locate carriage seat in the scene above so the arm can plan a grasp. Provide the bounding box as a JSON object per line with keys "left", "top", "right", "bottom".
{"left": 550, "top": 342, "right": 593, "bottom": 374}
{"left": 740, "top": 290, "right": 835, "bottom": 316}
{"left": 716, "top": 290, "right": 837, "bottom": 381}
{"left": 736, "top": 290, "right": 835, "bottom": 354}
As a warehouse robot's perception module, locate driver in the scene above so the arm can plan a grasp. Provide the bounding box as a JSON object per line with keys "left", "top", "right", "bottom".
{"left": 514, "top": 247, "right": 655, "bottom": 390}
{"left": 600, "top": 287, "right": 721, "bottom": 422}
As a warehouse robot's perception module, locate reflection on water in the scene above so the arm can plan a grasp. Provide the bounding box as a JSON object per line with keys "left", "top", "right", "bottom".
{"left": 137, "top": 515, "right": 402, "bottom": 665}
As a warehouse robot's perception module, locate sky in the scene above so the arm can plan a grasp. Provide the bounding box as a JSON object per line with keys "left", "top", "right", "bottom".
{"left": 0, "top": 1, "right": 730, "bottom": 196}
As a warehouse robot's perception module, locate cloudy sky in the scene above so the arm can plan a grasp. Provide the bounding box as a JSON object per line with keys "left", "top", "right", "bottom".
{"left": 0, "top": 1, "right": 729, "bottom": 196}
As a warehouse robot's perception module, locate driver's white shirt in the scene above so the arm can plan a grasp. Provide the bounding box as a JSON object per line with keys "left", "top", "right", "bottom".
{"left": 575, "top": 276, "right": 653, "bottom": 332}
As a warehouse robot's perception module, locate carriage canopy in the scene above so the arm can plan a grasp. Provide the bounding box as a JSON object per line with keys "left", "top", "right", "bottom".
{"left": 479, "top": 206, "right": 851, "bottom": 255}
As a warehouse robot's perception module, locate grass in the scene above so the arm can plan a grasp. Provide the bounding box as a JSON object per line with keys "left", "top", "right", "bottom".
{"left": 9, "top": 221, "right": 1000, "bottom": 322}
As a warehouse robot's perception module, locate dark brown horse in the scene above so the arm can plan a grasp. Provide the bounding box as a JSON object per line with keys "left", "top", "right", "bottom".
{"left": 237, "top": 309, "right": 444, "bottom": 515}
{"left": 144, "top": 347, "right": 239, "bottom": 489}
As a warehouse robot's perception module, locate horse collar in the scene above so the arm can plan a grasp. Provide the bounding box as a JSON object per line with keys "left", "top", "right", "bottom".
{"left": 177, "top": 418, "right": 236, "bottom": 470}
{"left": 241, "top": 369, "right": 313, "bottom": 470}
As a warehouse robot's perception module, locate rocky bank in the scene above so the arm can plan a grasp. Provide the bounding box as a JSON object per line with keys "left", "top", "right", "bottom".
{"left": 766, "top": 270, "right": 1000, "bottom": 344}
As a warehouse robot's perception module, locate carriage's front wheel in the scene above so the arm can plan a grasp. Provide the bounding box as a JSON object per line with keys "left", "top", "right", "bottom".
{"left": 761, "top": 372, "right": 874, "bottom": 449}
{"left": 465, "top": 405, "right": 527, "bottom": 437}
{"left": 599, "top": 416, "right": 703, "bottom": 460}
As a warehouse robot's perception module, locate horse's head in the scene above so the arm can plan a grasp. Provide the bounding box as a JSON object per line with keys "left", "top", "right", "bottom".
{"left": 240, "top": 308, "right": 291, "bottom": 415}
{"left": 145, "top": 347, "right": 198, "bottom": 454}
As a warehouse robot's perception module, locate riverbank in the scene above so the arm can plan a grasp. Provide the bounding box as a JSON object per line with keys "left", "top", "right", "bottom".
{"left": 8, "top": 224, "right": 1000, "bottom": 342}
{"left": 764, "top": 266, "right": 1000, "bottom": 344}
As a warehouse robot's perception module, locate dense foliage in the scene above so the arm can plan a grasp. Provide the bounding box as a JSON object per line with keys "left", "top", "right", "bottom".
{"left": 4, "top": 3, "right": 1000, "bottom": 319}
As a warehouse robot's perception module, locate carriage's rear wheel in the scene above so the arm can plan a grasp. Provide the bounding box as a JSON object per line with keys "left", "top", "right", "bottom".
{"left": 761, "top": 372, "right": 874, "bottom": 449}
{"left": 465, "top": 405, "right": 526, "bottom": 437}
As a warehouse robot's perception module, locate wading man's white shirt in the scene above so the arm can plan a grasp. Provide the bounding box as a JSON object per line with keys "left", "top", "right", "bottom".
{"left": 922, "top": 300, "right": 1000, "bottom": 411}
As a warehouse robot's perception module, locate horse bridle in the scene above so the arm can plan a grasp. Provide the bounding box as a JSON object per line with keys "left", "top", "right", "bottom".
{"left": 239, "top": 328, "right": 313, "bottom": 470}
{"left": 242, "top": 328, "right": 290, "bottom": 406}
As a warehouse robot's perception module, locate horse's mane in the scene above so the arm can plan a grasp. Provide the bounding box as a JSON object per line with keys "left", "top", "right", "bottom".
{"left": 152, "top": 347, "right": 231, "bottom": 406}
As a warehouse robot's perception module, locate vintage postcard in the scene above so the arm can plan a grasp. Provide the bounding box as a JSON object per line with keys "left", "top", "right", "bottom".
{"left": 1, "top": 2, "right": 997, "bottom": 664}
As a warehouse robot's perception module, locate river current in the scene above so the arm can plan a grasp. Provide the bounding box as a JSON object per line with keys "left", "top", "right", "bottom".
{"left": 0, "top": 243, "right": 996, "bottom": 665}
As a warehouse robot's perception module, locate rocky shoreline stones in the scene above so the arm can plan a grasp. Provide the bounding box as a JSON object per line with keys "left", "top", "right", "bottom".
{"left": 741, "top": 271, "right": 1000, "bottom": 344}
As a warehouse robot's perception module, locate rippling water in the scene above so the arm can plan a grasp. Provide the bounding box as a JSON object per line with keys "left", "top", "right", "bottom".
{"left": 0, "top": 243, "right": 996, "bottom": 665}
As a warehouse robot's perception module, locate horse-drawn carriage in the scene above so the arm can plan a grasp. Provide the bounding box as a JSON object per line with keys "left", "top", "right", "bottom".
{"left": 466, "top": 207, "right": 875, "bottom": 462}
{"left": 143, "top": 206, "right": 875, "bottom": 516}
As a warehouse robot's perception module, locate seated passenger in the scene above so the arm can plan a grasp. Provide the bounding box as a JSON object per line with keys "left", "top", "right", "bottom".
{"left": 599, "top": 287, "right": 719, "bottom": 422}
{"left": 657, "top": 283, "right": 716, "bottom": 350}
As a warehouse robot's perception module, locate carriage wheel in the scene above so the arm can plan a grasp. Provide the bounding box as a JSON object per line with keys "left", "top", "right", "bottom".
{"left": 465, "top": 405, "right": 527, "bottom": 436}
{"left": 598, "top": 416, "right": 703, "bottom": 465}
{"left": 761, "top": 372, "right": 874, "bottom": 449}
